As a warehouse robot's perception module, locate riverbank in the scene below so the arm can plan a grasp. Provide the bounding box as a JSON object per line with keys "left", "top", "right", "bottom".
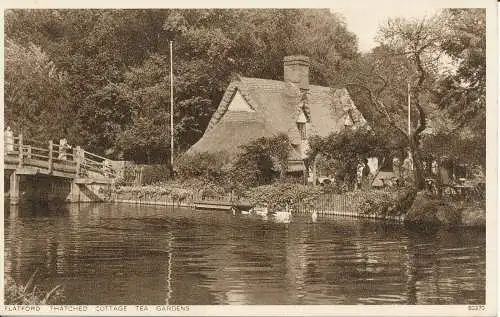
{"left": 110, "top": 182, "right": 486, "bottom": 228}
{"left": 112, "top": 182, "right": 416, "bottom": 222}
{"left": 111, "top": 180, "right": 224, "bottom": 208}
{"left": 404, "top": 192, "right": 486, "bottom": 229}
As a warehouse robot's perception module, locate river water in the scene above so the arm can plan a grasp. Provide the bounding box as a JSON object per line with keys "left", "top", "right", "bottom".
{"left": 4, "top": 202, "right": 485, "bottom": 305}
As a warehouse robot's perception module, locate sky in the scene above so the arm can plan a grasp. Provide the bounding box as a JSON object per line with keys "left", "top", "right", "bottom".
{"left": 331, "top": 3, "right": 442, "bottom": 52}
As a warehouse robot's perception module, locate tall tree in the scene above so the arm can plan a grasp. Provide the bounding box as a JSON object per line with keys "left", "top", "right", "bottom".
{"left": 335, "top": 16, "right": 443, "bottom": 189}
{"left": 5, "top": 9, "right": 358, "bottom": 163}
{"left": 4, "top": 38, "right": 71, "bottom": 141}
{"left": 433, "top": 9, "right": 486, "bottom": 135}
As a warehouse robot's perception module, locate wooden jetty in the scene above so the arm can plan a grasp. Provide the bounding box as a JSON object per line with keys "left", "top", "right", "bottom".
{"left": 194, "top": 199, "right": 253, "bottom": 211}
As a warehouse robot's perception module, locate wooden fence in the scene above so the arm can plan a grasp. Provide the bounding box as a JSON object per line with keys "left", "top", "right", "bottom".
{"left": 112, "top": 189, "right": 406, "bottom": 221}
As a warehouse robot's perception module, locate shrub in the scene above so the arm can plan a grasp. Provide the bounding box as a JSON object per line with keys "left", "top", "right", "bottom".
{"left": 459, "top": 202, "right": 486, "bottom": 227}
{"left": 405, "top": 192, "right": 462, "bottom": 228}
{"left": 229, "top": 134, "right": 290, "bottom": 192}
{"left": 308, "top": 127, "right": 399, "bottom": 190}
{"left": 114, "top": 165, "right": 138, "bottom": 186}
{"left": 175, "top": 151, "right": 229, "bottom": 183}
{"left": 357, "top": 188, "right": 416, "bottom": 217}
{"left": 140, "top": 164, "right": 172, "bottom": 185}
{"left": 114, "top": 164, "right": 172, "bottom": 186}
{"left": 242, "top": 183, "right": 322, "bottom": 210}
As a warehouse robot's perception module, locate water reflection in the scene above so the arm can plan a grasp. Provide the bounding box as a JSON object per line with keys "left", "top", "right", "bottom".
{"left": 4, "top": 203, "right": 485, "bottom": 305}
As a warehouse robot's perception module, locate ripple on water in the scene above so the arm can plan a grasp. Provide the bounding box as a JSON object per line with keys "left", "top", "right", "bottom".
{"left": 4, "top": 203, "right": 486, "bottom": 305}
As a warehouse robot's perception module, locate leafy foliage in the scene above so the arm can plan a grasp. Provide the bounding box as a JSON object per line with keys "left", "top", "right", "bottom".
{"left": 243, "top": 183, "right": 323, "bottom": 210}
{"left": 358, "top": 188, "right": 417, "bottom": 217}
{"left": 4, "top": 39, "right": 71, "bottom": 141}
{"left": 421, "top": 132, "right": 486, "bottom": 167}
{"left": 229, "top": 134, "right": 291, "bottom": 191}
{"left": 140, "top": 165, "right": 173, "bottom": 185}
{"left": 433, "top": 9, "right": 486, "bottom": 134}
{"left": 332, "top": 11, "right": 485, "bottom": 190}
{"left": 175, "top": 151, "right": 229, "bottom": 184}
{"left": 308, "top": 127, "right": 396, "bottom": 189}
{"left": 5, "top": 9, "right": 357, "bottom": 162}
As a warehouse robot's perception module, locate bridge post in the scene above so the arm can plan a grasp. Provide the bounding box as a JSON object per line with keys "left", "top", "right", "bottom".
{"left": 75, "top": 146, "right": 81, "bottom": 177}
{"left": 70, "top": 181, "right": 80, "bottom": 202}
{"left": 9, "top": 172, "right": 20, "bottom": 205}
{"left": 48, "top": 140, "right": 53, "bottom": 174}
{"left": 17, "top": 134, "right": 24, "bottom": 168}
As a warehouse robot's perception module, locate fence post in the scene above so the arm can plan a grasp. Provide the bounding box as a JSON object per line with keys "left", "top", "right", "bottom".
{"left": 17, "top": 134, "right": 24, "bottom": 168}
{"left": 48, "top": 140, "right": 53, "bottom": 174}
{"left": 75, "top": 146, "right": 81, "bottom": 177}
{"left": 140, "top": 166, "right": 144, "bottom": 185}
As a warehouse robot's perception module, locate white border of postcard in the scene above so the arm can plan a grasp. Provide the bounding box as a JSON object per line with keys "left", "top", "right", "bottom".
{"left": 0, "top": 0, "right": 497, "bottom": 316}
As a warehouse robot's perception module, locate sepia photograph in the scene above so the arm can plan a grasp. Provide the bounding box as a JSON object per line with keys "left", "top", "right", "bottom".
{"left": 1, "top": 0, "right": 496, "bottom": 315}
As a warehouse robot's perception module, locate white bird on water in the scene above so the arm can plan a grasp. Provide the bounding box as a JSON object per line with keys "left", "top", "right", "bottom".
{"left": 274, "top": 204, "right": 292, "bottom": 223}
{"left": 311, "top": 210, "right": 318, "bottom": 223}
{"left": 252, "top": 204, "right": 269, "bottom": 216}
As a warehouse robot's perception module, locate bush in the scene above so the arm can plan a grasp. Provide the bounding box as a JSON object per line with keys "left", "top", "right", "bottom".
{"left": 460, "top": 202, "right": 486, "bottom": 227}
{"left": 357, "top": 188, "right": 416, "bottom": 217}
{"left": 421, "top": 131, "right": 485, "bottom": 168}
{"left": 175, "top": 151, "right": 229, "bottom": 183}
{"left": 308, "top": 127, "right": 399, "bottom": 190}
{"left": 114, "top": 164, "right": 172, "bottom": 186}
{"left": 405, "top": 192, "right": 462, "bottom": 228}
{"left": 140, "top": 164, "right": 172, "bottom": 185}
{"left": 114, "top": 165, "right": 139, "bottom": 186}
{"left": 242, "top": 183, "right": 322, "bottom": 210}
{"left": 229, "top": 134, "right": 290, "bottom": 192}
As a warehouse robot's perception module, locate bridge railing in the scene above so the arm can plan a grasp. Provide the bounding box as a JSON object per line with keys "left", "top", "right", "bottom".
{"left": 80, "top": 150, "right": 117, "bottom": 179}
{"left": 4, "top": 133, "right": 117, "bottom": 180}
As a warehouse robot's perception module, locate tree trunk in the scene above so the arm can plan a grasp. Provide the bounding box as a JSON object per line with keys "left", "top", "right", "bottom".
{"left": 410, "top": 139, "right": 426, "bottom": 190}
{"left": 412, "top": 149, "right": 425, "bottom": 190}
{"left": 411, "top": 52, "right": 428, "bottom": 192}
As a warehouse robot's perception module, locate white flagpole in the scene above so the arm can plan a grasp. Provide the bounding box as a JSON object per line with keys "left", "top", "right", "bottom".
{"left": 170, "top": 41, "right": 174, "bottom": 168}
{"left": 407, "top": 80, "right": 413, "bottom": 171}
{"left": 407, "top": 81, "right": 411, "bottom": 138}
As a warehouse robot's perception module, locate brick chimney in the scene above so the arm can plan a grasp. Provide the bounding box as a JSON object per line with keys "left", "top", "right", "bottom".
{"left": 284, "top": 55, "right": 310, "bottom": 91}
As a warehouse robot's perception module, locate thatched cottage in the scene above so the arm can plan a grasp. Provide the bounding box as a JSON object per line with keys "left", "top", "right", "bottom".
{"left": 187, "top": 55, "right": 367, "bottom": 176}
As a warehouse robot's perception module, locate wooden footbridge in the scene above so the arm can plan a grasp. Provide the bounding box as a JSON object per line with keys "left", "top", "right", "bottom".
{"left": 4, "top": 133, "right": 117, "bottom": 205}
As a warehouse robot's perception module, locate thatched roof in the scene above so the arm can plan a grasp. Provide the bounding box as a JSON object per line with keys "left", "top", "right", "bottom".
{"left": 187, "top": 111, "right": 277, "bottom": 158}
{"left": 187, "top": 75, "right": 366, "bottom": 158}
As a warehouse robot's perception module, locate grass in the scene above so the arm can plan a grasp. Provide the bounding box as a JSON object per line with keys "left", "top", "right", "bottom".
{"left": 5, "top": 269, "right": 64, "bottom": 305}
